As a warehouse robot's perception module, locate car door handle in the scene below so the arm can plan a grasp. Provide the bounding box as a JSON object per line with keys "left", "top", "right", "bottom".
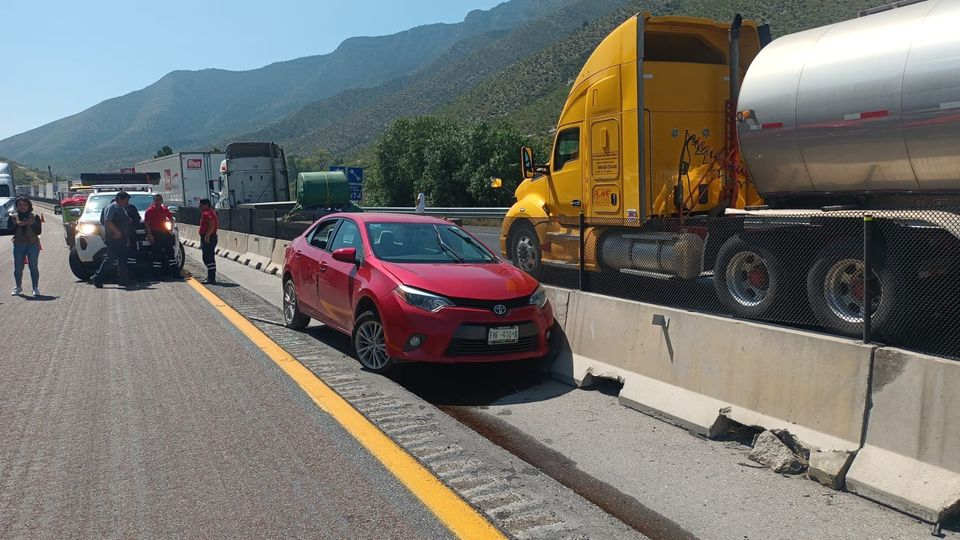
{"left": 319, "top": 262, "right": 328, "bottom": 272}
{"left": 295, "top": 250, "right": 302, "bottom": 259}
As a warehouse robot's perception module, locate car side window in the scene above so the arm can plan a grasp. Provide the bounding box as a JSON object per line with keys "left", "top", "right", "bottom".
{"left": 329, "top": 220, "right": 361, "bottom": 252}
{"left": 308, "top": 220, "right": 339, "bottom": 251}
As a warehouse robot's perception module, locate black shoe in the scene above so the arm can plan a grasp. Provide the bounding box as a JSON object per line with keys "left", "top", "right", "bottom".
{"left": 90, "top": 278, "right": 103, "bottom": 288}
{"left": 202, "top": 279, "right": 217, "bottom": 285}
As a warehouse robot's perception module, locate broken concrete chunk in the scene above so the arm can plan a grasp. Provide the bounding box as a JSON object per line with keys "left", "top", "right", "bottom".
{"left": 807, "top": 450, "right": 856, "bottom": 490}
{"left": 749, "top": 430, "right": 807, "bottom": 474}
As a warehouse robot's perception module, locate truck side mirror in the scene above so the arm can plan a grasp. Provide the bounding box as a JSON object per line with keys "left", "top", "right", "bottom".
{"left": 521, "top": 147, "right": 535, "bottom": 179}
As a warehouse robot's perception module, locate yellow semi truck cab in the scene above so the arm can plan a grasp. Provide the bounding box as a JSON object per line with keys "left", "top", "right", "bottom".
{"left": 502, "top": 13, "right": 764, "bottom": 277}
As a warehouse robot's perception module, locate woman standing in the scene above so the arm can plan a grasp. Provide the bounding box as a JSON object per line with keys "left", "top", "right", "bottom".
{"left": 4, "top": 196, "right": 42, "bottom": 296}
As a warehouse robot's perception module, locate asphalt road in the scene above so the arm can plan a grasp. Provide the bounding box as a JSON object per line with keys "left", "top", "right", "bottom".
{"left": 0, "top": 209, "right": 452, "bottom": 538}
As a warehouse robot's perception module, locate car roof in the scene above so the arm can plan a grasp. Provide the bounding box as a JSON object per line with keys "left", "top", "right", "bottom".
{"left": 331, "top": 212, "right": 455, "bottom": 225}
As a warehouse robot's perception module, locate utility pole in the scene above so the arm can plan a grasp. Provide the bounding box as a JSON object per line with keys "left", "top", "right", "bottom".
{"left": 48, "top": 165, "right": 53, "bottom": 182}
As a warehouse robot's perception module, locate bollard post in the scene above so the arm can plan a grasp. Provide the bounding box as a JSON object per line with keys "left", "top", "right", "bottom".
{"left": 862, "top": 213, "right": 873, "bottom": 344}
{"left": 578, "top": 213, "right": 587, "bottom": 292}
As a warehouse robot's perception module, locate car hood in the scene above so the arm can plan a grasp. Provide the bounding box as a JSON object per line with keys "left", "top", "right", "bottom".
{"left": 381, "top": 261, "right": 538, "bottom": 300}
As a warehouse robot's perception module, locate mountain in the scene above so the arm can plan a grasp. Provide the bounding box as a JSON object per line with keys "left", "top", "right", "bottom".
{"left": 0, "top": 0, "right": 573, "bottom": 175}
{"left": 238, "top": 0, "right": 633, "bottom": 158}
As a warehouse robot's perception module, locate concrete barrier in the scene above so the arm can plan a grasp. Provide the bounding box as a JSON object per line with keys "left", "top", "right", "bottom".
{"left": 217, "top": 231, "right": 248, "bottom": 261}
{"left": 242, "top": 234, "right": 275, "bottom": 270}
{"left": 178, "top": 224, "right": 199, "bottom": 247}
{"left": 266, "top": 239, "right": 290, "bottom": 275}
{"left": 845, "top": 348, "right": 960, "bottom": 524}
{"left": 551, "top": 290, "right": 874, "bottom": 455}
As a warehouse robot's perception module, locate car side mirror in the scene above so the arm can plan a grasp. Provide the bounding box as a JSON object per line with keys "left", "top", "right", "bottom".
{"left": 520, "top": 146, "right": 535, "bottom": 179}
{"left": 332, "top": 247, "right": 358, "bottom": 264}
{"left": 69, "top": 208, "right": 82, "bottom": 217}
{"left": 53, "top": 205, "right": 62, "bottom": 214}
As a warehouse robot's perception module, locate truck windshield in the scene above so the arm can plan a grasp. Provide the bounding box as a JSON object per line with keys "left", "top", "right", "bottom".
{"left": 367, "top": 222, "right": 496, "bottom": 264}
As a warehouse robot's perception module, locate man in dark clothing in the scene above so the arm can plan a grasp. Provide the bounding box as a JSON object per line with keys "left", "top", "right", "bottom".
{"left": 198, "top": 198, "right": 219, "bottom": 284}
{"left": 145, "top": 194, "right": 179, "bottom": 279}
{"left": 91, "top": 192, "right": 131, "bottom": 288}
{"left": 124, "top": 198, "right": 142, "bottom": 279}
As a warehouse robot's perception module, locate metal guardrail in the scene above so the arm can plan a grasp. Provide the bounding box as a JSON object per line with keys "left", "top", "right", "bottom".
{"left": 363, "top": 207, "right": 508, "bottom": 219}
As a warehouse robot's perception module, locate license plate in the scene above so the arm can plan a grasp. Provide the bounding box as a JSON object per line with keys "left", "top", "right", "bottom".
{"left": 488, "top": 326, "right": 519, "bottom": 345}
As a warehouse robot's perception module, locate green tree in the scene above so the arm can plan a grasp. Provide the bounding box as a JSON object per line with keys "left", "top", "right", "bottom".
{"left": 369, "top": 116, "right": 539, "bottom": 207}
{"left": 153, "top": 145, "right": 174, "bottom": 158}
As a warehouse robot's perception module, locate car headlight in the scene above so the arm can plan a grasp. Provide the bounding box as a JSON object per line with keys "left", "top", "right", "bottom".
{"left": 77, "top": 223, "right": 100, "bottom": 235}
{"left": 394, "top": 285, "right": 453, "bottom": 312}
{"left": 529, "top": 285, "right": 548, "bottom": 309}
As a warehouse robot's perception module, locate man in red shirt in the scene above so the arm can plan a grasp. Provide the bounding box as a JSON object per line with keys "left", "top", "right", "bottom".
{"left": 144, "top": 194, "right": 179, "bottom": 279}
{"left": 198, "top": 198, "right": 219, "bottom": 284}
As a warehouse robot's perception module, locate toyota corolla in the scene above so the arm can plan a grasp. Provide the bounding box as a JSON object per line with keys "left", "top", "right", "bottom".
{"left": 282, "top": 213, "right": 554, "bottom": 372}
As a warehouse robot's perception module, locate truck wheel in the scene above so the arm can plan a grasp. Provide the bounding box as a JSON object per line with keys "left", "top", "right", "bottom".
{"left": 713, "top": 235, "right": 786, "bottom": 319}
{"left": 806, "top": 240, "right": 897, "bottom": 338}
{"left": 69, "top": 247, "right": 91, "bottom": 281}
{"left": 509, "top": 222, "right": 542, "bottom": 278}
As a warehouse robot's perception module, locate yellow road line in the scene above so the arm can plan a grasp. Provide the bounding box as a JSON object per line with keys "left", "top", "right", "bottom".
{"left": 185, "top": 276, "right": 506, "bottom": 540}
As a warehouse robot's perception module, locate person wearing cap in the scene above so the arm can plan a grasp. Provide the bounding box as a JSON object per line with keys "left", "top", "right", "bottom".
{"left": 145, "top": 194, "right": 179, "bottom": 279}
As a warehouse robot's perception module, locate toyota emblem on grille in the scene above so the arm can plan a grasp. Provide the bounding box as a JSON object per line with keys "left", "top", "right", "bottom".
{"left": 493, "top": 304, "right": 507, "bottom": 316}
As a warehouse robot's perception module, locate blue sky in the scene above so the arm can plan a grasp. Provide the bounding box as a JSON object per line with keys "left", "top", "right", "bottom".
{"left": 1, "top": 0, "right": 504, "bottom": 141}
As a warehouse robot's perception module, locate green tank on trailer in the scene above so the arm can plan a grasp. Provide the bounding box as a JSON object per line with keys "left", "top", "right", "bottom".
{"left": 296, "top": 171, "right": 352, "bottom": 208}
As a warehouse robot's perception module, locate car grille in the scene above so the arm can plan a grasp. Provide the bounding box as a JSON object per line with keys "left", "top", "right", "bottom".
{"left": 446, "top": 336, "right": 539, "bottom": 357}
{"left": 445, "top": 321, "right": 540, "bottom": 357}
{"left": 449, "top": 296, "right": 530, "bottom": 310}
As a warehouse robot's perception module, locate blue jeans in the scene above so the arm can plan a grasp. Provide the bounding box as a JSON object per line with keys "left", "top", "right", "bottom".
{"left": 13, "top": 243, "right": 40, "bottom": 288}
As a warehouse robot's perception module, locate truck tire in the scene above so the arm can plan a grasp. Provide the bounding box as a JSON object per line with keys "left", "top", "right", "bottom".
{"left": 69, "top": 246, "right": 91, "bottom": 281}
{"left": 509, "top": 221, "right": 542, "bottom": 279}
{"left": 806, "top": 240, "right": 897, "bottom": 338}
{"left": 713, "top": 235, "right": 788, "bottom": 319}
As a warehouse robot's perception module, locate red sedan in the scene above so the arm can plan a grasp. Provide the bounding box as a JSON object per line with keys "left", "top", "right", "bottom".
{"left": 282, "top": 213, "right": 554, "bottom": 372}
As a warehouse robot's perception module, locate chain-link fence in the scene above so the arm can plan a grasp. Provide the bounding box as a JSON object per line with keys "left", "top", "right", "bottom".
{"left": 504, "top": 209, "right": 960, "bottom": 361}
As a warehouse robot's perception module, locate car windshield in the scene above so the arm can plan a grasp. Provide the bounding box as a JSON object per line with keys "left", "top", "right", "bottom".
{"left": 85, "top": 193, "right": 154, "bottom": 214}
{"left": 367, "top": 222, "right": 496, "bottom": 264}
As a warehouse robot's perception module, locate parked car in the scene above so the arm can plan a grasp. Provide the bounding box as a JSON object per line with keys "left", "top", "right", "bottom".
{"left": 282, "top": 213, "right": 554, "bottom": 372}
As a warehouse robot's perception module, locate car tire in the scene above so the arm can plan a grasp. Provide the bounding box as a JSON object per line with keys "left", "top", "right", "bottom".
{"left": 352, "top": 310, "right": 392, "bottom": 373}
{"left": 806, "top": 240, "right": 898, "bottom": 338}
{"left": 509, "top": 221, "right": 542, "bottom": 279}
{"left": 282, "top": 279, "right": 310, "bottom": 330}
{"left": 176, "top": 241, "right": 186, "bottom": 270}
{"left": 69, "top": 246, "right": 91, "bottom": 281}
{"left": 713, "top": 235, "right": 788, "bottom": 319}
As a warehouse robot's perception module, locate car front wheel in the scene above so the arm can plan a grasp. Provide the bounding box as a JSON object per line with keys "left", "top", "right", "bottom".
{"left": 352, "top": 311, "right": 391, "bottom": 373}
